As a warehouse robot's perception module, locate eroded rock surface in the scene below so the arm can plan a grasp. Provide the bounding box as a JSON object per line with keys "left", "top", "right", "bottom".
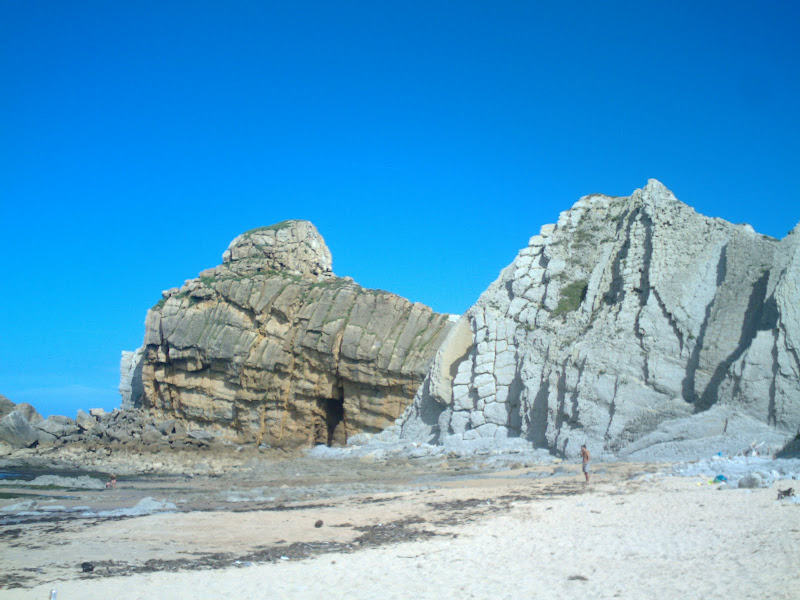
{"left": 125, "top": 220, "right": 453, "bottom": 448}
{"left": 0, "top": 400, "right": 44, "bottom": 449}
{"left": 401, "top": 180, "right": 800, "bottom": 458}
{"left": 0, "top": 394, "right": 15, "bottom": 419}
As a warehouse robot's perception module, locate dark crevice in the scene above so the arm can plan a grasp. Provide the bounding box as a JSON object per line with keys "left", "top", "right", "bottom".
{"left": 527, "top": 375, "right": 550, "bottom": 448}
{"left": 604, "top": 376, "right": 620, "bottom": 443}
{"left": 604, "top": 208, "right": 638, "bottom": 306}
{"left": 633, "top": 210, "right": 654, "bottom": 383}
{"left": 759, "top": 295, "right": 779, "bottom": 331}
{"left": 633, "top": 310, "right": 649, "bottom": 384}
{"left": 783, "top": 327, "right": 800, "bottom": 381}
{"left": 640, "top": 350, "right": 650, "bottom": 385}
{"left": 652, "top": 289, "right": 685, "bottom": 353}
{"left": 408, "top": 379, "right": 444, "bottom": 444}
{"left": 568, "top": 358, "right": 586, "bottom": 429}
{"left": 554, "top": 364, "right": 569, "bottom": 431}
{"left": 696, "top": 269, "right": 771, "bottom": 412}
{"left": 538, "top": 252, "right": 550, "bottom": 270}
{"left": 768, "top": 329, "right": 779, "bottom": 425}
{"left": 716, "top": 246, "right": 728, "bottom": 285}
{"left": 506, "top": 357, "right": 524, "bottom": 435}
{"left": 314, "top": 386, "right": 346, "bottom": 447}
{"left": 638, "top": 210, "right": 653, "bottom": 307}
{"left": 731, "top": 367, "right": 743, "bottom": 399}
{"left": 505, "top": 280, "right": 515, "bottom": 303}
{"left": 682, "top": 244, "right": 727, "bottom": 403}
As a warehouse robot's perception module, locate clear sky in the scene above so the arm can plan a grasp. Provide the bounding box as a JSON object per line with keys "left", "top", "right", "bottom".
{"left": 2, "top": 1, "right": 799, "bottom": 418}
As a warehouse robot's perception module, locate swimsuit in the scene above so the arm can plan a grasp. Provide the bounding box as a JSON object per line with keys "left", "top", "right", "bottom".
{"left": 582, "top": 461, "right": 590, "bottom": 473}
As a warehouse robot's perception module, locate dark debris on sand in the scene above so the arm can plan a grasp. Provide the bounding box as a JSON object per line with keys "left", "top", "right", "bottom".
{"left": 0, "top": 469, "right": 595, "bottom": 588}
{"left": 57, "top": 515, "right": 448, "bottom": 582}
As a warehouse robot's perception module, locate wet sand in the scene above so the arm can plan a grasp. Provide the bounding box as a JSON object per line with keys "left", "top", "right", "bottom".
{"left": 1, "top": 456, "right": 798, "bottom": 599}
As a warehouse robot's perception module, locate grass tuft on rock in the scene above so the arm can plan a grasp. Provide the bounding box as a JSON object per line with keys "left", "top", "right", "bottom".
{"left": 552, "top": 280, "right": 588, "bottom": 317}
{"left": 242, "top": 221, "right": 295, "bottom": 238}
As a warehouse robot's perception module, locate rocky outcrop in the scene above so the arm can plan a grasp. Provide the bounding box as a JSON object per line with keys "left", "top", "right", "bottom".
{"left": 68, "top": 408, "right": 210, "bottom": 450}
{"left": 125, "top": 220, "right": 454, "bottom": 448}
{"left": 120, "top": 348, "right": 144, "bottom": 410}
{"left": 0, "top": 401, "right": 43, "bottom": 448}
{"left": 0, "top": 405, "right": 224, "bottom": 452}
{"left": 0, "top": 394, "right": 15, "bottom": 419}
{"left": 34, "top": 415, "right": 80, "bottom": 444}
{"left": 221, "top": 220, "right": 332, "bottom": 278}
{"left": 0, "top": 412, "right": 39, "bottom": 448}
{"left": 401, "top": 180, "right": 800, "bottom": 458}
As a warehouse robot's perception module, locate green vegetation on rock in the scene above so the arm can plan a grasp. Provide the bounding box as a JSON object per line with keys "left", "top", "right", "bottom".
{"left": 242, "top": 221, "right": 295, "bottom": 238}
{"left": 552, "top": 279, "right": 588, "bottom": 316}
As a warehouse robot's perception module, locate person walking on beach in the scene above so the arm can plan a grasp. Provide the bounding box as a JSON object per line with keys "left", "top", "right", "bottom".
{"left": 580, "top": 445, "right": 590, "bottom": 484}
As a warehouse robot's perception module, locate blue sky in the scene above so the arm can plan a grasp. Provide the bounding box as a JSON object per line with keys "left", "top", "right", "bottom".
{"left": 2, "top": 1, "right": 799, "bottom": 417}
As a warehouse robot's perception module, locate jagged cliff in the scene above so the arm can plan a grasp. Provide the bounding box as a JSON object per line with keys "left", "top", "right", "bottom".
{"left": 401, "top": 180, "right": 800, "bottom": 458}
{"left": 123, "top": 220, "right": 454, "bottom": 448}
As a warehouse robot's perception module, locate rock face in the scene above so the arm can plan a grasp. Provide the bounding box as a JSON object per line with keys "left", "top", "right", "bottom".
{"left": 120, "top": 348, "right": 144, "bottom": 410}
{"left": 125, "top": 220, "right": 453, "bottom": 448}
{"left": 0, "top": 394, "right": 15, "bottom": 419}
{"left": 0, "top": 411, "right": 40, "bottom": 448}
{"left": 0, "top": 401, "right": 43, "bottom": 448}
{"left": 401, "top": 180, "right": 800, "bottom": 458}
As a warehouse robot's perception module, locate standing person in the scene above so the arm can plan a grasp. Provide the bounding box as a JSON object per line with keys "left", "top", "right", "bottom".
{"left": 580, "top": 445, "right": 591, "bottom": 483}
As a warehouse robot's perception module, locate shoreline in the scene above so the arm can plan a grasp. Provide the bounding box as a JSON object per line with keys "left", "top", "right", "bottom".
{"left": 1, "top": 452, "right": 799, "bottom": 598}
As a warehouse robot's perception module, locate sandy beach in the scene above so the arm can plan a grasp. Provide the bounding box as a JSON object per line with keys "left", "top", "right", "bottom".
{"left": 1, "top": 455, "right": 798, "bottom": 600}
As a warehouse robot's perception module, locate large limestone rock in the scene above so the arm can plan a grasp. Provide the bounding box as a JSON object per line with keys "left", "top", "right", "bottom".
{"left": 401, "top": 180, "right": 800, "bottom": 458}
{"left": 0, "top": 407, "right": 42, "bottom": 448}
{"left": 35, "top": 415, "right": 80, "bottom": 445}
{"left": 221, "top": 220, "right": 332, "bottom": 277}
{"left": 126, "top": 220, "right": 453, "bottom": 448}
{"left": 0, "top": 394, "right": 14, "bottom": 419}
{"left": 120, "top": 347, "right": 145, "bottom": 409}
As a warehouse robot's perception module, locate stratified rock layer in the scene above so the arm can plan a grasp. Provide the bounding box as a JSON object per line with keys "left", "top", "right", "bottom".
{"left": 401, "top": 180, "right": 800, "bottom": 458}
{"left": 128, "top": 220, "right": 453, "bottom": 448}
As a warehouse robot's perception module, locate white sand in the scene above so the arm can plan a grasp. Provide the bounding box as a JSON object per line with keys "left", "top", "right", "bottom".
{"left": 3, "top": 469, "right": 798, "bottom": 600}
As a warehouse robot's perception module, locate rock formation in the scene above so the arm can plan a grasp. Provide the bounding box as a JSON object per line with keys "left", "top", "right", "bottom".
{"left": 0, "top": 401, "right": 229, "bottom": 453}
{"left": 401, "top": 180, "right": 800, "bottom": 458}
{"left": 124, "top": 220, "right": 454, "bottom": 448}
{"left": 0, "top": 394, "right": 15, "bottom": 419}
{"left": 0, "top": 399, "right": 44, "bottom": 449}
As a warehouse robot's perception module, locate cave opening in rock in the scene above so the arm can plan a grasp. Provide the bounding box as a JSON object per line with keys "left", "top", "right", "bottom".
{"left": 317, "top": 386, "right": 346, "bottom": 447}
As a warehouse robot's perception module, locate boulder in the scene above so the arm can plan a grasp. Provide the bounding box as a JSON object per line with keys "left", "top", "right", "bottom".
{"left": 76, "top": 409, "right": 97, "bottom": 431}
{"left": 187, "top": 430, "right": 215, "bottom": 443}
{"left": 141, "top": 424, "right": 164, "bottom": 444}
{"left": 105, "top": 427, "right": 130, "bottom": 442}
{"left": 738, "top": 473, "right": 766, "bottom": 489}
{"left": 14, "top": 403, "right": 43, "bottom": 424}
{"left": 35, "top": 417, "right": 79, "bottom": 438}
{"left": 0, "top": 411, "right": 40, "bottom": 448}
{"left": 0, "top": 394, "right": 14, "bottom": 419}
{"left": 157, "top": 419, "right": 180, "bottom": 435}
{"left": 37, "top": 430, "right": 58, "bottom": 445}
